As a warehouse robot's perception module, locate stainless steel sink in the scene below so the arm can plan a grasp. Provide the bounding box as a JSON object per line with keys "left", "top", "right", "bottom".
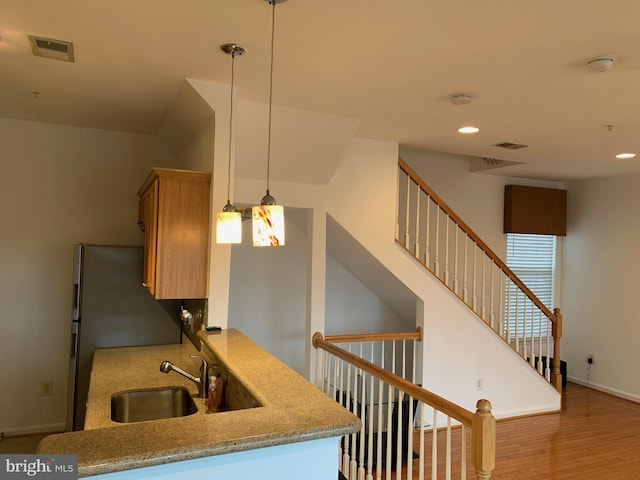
{"left": 111, "top": 386, "right": 198, "bottom": 423}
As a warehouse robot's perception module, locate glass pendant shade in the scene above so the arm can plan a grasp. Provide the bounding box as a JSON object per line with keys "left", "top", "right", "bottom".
{"left": 216, "top": 204, "right": 242, "bottom": 244}
{"left": 252, "top": 204, "right": 285, "bottom": 246}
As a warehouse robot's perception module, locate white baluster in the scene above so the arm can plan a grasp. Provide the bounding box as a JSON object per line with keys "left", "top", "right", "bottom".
{"left": 424, "top": 195, "right": 431, "bottom": 267}
{"left": 481, "top": 255, "right": 486, "bottom": 321}
{"left": 419, "top": 403, "right": 425, "bottom": 480}
{"left": 395, "top": 171, "right": 402, "bottom": 242}
{"left": 357, "top": 346, "right": 365, "bottom": 480}
{"left": 545, "top": 318, "right": 552, "bottom": 381}
{"left": 529, "top": 301, "right": 536, "bottom": 367}
{"left": 522, "top": 298, "right": 529, "bottom": 362}
{"left": 352, "top": 363, "right": 361, "bottom": 479}
{"left": 315, "top": 348, "right": 323, "bottom": 390}
{"left": 395, "top": 391, "right": 403, "bottom": 477}
{"left": 403, "top": 176, "right": 411, "bottom": 248}
{"left": 489, "top": 261, "right": 495, "bottom": 330}
{"left": 446, "top": 416, "right": 452, "bottom": 480}
{"left": 505, "top": 280, "right": 511, "bottom": 343}
{"left": 463, "top": 234, "right": 468, "bottom": 303}
{"left": 515, "top": 290, "right": 520, "bottom": 354}
{"left": 472, "top": 246, "right": 477, "bottom": 312}
{"left": 461, "top": 424, "right": 467, "bottom": 480}
{"left": 434, "top": 207, "right": 440, "bottom": 278}
{"left": 376, "top": 376, "right": 384, "bottom": 480}
{"left": 454, "top": 227, "right": 459, "bottom": 295}
{"left": 431, "top": 409, "right": 438, "bottom": 480}
{"left": 345, "top": 354, "right": 353, "bottom": 475}
{"left": 407, "top": 394, "right": 414, "bottom": 480}
{"left": 385, "top": 385, "right": 393, "bottom": 480}
{"left": 444, "top": 214, "right": 450, "bottom": 286}
{"left": 365, "top": 370, "right": 374, "bottom": 480}
{"left": 499, "top": 274, "right": 505, "bottom": 339}
{"left": 413, "top": 188, "right": 421, "bottom": 257}
{"left": 538, "top": 309, "right": 544, "bottom": 374}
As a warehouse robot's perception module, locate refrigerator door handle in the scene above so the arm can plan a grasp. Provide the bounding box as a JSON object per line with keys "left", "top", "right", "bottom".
{"left": 70, "top": 322, "right": 79, "bottom": 360}
{"left": 70, "top": 331, "right": 78, "bottom": 360}
{"left": 72, "top": 244, "right": 82, "bottom": 321}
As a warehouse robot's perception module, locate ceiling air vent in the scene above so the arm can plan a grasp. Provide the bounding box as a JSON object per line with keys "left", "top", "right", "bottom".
{"left": 28, "top": 35, "right": 75, "bottom": 62}
{"left": 494, "top": 142, "right": 528, "bottom": 150}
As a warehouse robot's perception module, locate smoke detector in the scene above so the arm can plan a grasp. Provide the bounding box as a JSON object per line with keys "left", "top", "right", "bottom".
{"left": 28, "top": 35, "right": 75, "bottom": 62}
{"left": 449, "top": 93, "right": 473, "bottom": 105}
{"left": 585, "top": 56, "right": 615, "bottom": 73}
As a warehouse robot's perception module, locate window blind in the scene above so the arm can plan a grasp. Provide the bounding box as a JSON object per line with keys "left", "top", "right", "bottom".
{"left": 505, "top": 233, "right": 556, "bottom": 337}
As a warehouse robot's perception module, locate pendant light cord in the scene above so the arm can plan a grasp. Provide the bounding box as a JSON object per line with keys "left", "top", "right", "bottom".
{"left": 227, "top": 50, "right": 237, "bottom": 204}
{"left": 266, "top": 0, "right": 276, "bottom": 194}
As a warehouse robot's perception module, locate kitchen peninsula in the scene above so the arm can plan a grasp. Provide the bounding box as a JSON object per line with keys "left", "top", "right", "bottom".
{"left": 39, "top": 329, "right": 360, "bottom": 479}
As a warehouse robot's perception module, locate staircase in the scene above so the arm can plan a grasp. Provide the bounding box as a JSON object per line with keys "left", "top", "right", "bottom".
{"left": 396, "top": 158, "right": 563, "bottom": 392}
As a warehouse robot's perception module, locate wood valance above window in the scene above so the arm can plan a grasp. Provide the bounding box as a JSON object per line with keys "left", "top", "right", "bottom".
{"left": 504, "top": 185, "right": 567, "bottom": 236}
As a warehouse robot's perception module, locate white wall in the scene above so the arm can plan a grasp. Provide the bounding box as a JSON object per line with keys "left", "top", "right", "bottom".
{"left": 325, "top": 255, "right": 413, "bottom": 335}
{"left": 227, "top": 215, "right": 308, "bottom": 375}
{"left": 562, "top": 173, "right": 640, "bottom": 401}
{"left": 0, "top": 118, "right": 177, "bottom": 435}
{"left": 225, "top": 213, "right": 413, "bottom": 376}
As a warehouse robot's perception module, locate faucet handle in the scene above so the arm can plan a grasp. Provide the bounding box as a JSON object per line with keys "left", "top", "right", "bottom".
{"left": 189, "top": 355, "right": 209, "bottom": 371}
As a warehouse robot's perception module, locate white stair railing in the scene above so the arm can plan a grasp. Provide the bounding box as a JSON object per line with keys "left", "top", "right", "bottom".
{"left": 314, "top": 331, "right": 496, "bottom": 480}
{"left": 396, "top": 159, "right": 563, "bottom": 392}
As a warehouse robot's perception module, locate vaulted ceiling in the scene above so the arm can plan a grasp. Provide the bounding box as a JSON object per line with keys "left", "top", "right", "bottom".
{"left": 2, "top": 0, "right": 639, "bottom": 180}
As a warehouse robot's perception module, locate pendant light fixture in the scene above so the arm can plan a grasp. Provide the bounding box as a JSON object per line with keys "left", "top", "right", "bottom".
{"left": 252, "top": 0, "right": 287, "bottom": 247}
{"left": 216, "top": 43, "right": 246, "bottom": 244}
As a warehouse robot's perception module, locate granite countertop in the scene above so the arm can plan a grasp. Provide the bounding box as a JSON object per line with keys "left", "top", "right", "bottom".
{"left": 38, "top": 329, "right": 360, "bottom": 477}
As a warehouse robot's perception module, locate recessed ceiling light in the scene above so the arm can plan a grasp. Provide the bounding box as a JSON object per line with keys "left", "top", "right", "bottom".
{"left": 458, "top": 126, "right": 479, "bottom": 134}
{"left": 616, "top": 153, "right": 636, "bottom": 159}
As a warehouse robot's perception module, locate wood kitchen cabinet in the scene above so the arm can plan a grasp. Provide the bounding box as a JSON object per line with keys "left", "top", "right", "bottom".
{"left": 137, "top": 168, "right": 212, "bottom": 299}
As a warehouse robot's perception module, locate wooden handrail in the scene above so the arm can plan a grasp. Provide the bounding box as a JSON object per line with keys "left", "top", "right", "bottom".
{"left": 313, "top": 332, "right": 473, "bottom": 425}
{"left": 398, "top": 158, "right": 557, "bottom": 324}
{"left": 315, "top": 331, "right": 496, "bottom": 478}
{"left": 323, "top": 327, "right": 423, "bottom": 344}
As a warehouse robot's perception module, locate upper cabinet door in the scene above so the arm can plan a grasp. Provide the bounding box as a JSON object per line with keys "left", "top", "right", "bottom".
{"left": 137, "top": 168, "right": 211, "bottom": 300}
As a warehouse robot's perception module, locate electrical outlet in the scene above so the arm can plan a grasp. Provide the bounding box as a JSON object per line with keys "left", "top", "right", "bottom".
{"left": 475, "top": 377, "right": 484, "bottom": 391}
{"left": 40, "top": 381, "right": 53, "bottom": 396}
{"left": 587, "top": 354, "right": 594, "bottom": 365}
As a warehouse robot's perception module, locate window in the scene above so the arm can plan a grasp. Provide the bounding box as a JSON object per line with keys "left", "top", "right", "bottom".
{"left": 504, "top": 233, "right": 556, "bottom": 337}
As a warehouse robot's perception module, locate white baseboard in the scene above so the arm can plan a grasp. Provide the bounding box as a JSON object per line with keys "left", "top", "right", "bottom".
{"left": 567, "top": 376, "right": 640, "bottom": 403}
{"left": 1, "top": 423, "right": 66, "bottom": 437}
{"left": 492, "top": 403, "right": 561, "bottom": 419}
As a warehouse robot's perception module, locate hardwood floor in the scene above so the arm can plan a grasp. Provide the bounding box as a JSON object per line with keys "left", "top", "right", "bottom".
{"left": 370, "top": 383, "right": 640, "bottom": 479}
{"left": 490, "top": 382, "right": 640, "bottom": 479}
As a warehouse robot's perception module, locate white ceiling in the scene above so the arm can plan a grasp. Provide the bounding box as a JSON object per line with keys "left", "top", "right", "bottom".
{"left": 2, "top": 0, "right": 640, "bottom": 181}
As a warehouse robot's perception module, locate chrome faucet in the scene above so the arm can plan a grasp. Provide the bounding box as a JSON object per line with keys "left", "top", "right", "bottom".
{"left": 160, "top": 355, "right": 211, "bottom": 398}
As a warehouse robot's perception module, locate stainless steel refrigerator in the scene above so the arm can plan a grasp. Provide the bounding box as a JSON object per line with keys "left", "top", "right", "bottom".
{"left": 66, "top": 244, "right": 182, "bottom": 431}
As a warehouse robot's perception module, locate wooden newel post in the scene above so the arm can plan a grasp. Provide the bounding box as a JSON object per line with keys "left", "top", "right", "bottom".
{"left": 472, "top": 399, "right": 496, "bottom": 480}
{"left": 551, "top": 308, "right": 563, "bottom": 393}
